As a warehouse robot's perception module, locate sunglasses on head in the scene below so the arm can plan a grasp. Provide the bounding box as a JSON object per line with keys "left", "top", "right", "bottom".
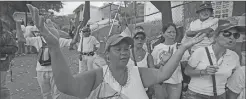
{"left": 221, "top": 30, "right": 240, "bottom": 39}
{"left": 134, "top": 36, "right": 145, "bottom": 40}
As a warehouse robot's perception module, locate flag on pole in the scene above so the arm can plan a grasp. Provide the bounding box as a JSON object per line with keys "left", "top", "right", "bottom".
{"left": 81, "top": 1, "right": 90, "bottom": 28}
{"left": 79, "top": 1, "right": 90, "bottom": 54}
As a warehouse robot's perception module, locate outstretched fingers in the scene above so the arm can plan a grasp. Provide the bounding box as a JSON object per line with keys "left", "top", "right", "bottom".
{"left": 40, "top": 23, "right": 52, "bottom": 38}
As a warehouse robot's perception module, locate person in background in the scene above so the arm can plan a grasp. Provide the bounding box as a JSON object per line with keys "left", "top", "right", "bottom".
{"left": 226, "top": 13, "right": 245, "bottom": 99}
{"left": 0, "top": 19, "right": 18, "bottom": 99}
{"left": 226, "top": 65, "right": 245, "bottom": 99}
{"left": 151, "top": 23, "right": 186, "bottom": 99}
{"left": 17, "top": 20, "right": 26, "bottom": 56}
{"left": 182, "top": 2, "right": 219, "bottom": 54}
{"left": 24, "top": 21, "right": 39, "bottom": 54}
{"left": 127, "top": 31, "right": 155, "bottom": 98}
{"left": 15, "top": 17, "right": 76, "bottom": 99}
{"left": 183, "top": 20, "right": 244, "bottom": 99}
{"left": 76, "top": 27, "right": 100, "bottom": 73}
{"left": 135, "top": 26, "right": 149, "bottom": 52}
{"left": 27, "top": 3, "right": 206, "bottom": 99}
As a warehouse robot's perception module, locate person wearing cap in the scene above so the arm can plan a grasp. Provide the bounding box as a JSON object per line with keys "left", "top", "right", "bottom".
{"left": 183, "top": 20, "right": 244, "bottom": 99}
{"left": 226, "top": 14, "right": 246, "bottom": 99}
{"left": 15, "top": 14, "right": 77, "bottom": 99}
{"left": 151, "top": 23, "right": 186, "bottom": 99}
{"left": 76, "top": 26, "right": 100, "bottom": 73}
{"left": 0, "top": 19, "right": 18, "bottom": 99}
{"left": 182, "top": 2, "right": 219, "bottom": 54}
{"left": 226, "top": 14, "right": 246, "bottom": 63}
{"left": 126, "top": 30, "right": 156, "bottom": 98}
{"left": 27, "top": 2, "right": 206, "bottom": 98}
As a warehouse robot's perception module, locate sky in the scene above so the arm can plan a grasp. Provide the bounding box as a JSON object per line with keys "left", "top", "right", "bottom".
{"left": 53, "top": 1, "right": 107, "bottom": 16}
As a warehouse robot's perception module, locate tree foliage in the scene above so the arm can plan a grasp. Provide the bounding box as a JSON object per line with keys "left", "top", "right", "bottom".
{"left": 0, "top": 1, "right": 63, "bottom": 30}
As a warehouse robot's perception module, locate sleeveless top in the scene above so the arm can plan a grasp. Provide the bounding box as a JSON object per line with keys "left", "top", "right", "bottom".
{"left": 87, "top": 65, "right": 149, "bottom": 99}
{"left": 127, "top": 52, "right": 148, "bottom": 68}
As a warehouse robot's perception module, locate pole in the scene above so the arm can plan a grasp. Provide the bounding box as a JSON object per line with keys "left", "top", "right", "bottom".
{"left": 108, "top": 3, "right": 122, "bottom": 37}
{"left": 25, "top": 1, "right": 28, "bottom": 26}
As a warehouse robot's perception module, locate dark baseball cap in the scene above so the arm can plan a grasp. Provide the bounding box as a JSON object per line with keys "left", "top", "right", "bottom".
{"left": 105, "top": 34, "right": 134, "bottom": 52}
{"left": 133, "top": 31, "right": 146, "bottom": 39}
{"left": 196, "top": 2, "right": 213, "bottom": 13}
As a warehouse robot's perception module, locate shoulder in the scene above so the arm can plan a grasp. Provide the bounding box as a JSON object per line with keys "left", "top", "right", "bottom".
{"left": 154, "top": 43, "right": 164, "bottom": 49}
{"left": 226, "top": 49, "right": 240, "bottom": 59}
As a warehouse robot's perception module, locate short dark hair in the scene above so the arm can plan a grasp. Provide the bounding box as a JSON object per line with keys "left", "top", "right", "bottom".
{"left": 161, "top": 23, "right": 178, "bottom": 43}
{"left": 135, "top": 26, "right": 144, "bottom": 30}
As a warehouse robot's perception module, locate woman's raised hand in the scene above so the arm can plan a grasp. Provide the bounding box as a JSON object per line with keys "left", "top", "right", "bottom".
{"left": 26, "top": 4, "right": 60, "bottom": 48}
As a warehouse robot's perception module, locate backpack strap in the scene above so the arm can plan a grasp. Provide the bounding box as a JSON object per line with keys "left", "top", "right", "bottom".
{"left": 205, "top": 47, "right": 217, "bottom": 97}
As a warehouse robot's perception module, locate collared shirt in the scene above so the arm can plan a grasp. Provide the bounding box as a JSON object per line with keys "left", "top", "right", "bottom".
{"left": 26, "top": 37, "right": 72, "bottom": 71}
{"left": 227, "top": 66, "right": 245, "bottom": 99}
{"left": 188, "top": 45, "right": 240, "bottom": 96}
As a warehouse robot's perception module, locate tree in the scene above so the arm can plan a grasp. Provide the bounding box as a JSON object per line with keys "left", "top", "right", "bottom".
{"left": 0, "top": 1, "right": 63, "bottom": 30}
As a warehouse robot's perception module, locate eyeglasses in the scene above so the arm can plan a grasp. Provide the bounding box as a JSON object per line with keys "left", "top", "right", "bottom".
{"left": 222, "top": 30, "right": 240, "bottom": 39}
{"left": 134, "top": 36, "right": 145, "bottom": 40}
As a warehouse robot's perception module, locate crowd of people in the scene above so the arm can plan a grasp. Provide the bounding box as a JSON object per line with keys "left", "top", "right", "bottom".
{"left": 0, "top": 2, "right": 245, "bottom": 99}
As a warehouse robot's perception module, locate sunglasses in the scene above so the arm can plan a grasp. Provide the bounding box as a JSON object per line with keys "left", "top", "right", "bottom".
{"left": 222, "top": 30, "right": 240, "bottom": 39}
{"left": 134, "top": 36, "right": 145, "bottom": 40}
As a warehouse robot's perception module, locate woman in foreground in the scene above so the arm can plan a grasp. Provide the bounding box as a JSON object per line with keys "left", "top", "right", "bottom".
{"left": 26, "top": 4, "right": 206, "bottom": 99}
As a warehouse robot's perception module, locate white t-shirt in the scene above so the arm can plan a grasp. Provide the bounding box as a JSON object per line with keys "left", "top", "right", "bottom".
{"left": 24, "top": 25, "right": 39, "bottom": 38}
{"left": 77, "top": 35, "right": 100, "bottom": 53}
{"left": 182, "top": 17, "right": 219, "bottom": 52}
{"left": 227, "top": 66, "right": 245, "bottom": 99}
{"left": 127, "top": 52, "right": 148, "bottom": 68}
{"left": 151, "top": 43, "right": 183, "bottom": 84}
{"left": 188, "top": 45, "right": 241, "bottom": 96}
{"left": 26, "top": 37, "right": 72, "bottom": 71}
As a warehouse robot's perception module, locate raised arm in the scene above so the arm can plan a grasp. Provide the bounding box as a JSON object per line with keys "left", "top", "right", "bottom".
{"left": 26, "top": 4, "right": 98, "bottom": 98}
{"left": 139, "top": 33, "right": 206, "bottom": 88}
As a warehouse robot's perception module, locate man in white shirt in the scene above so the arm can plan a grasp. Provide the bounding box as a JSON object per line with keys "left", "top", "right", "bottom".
{"left": 182, "top": 2, "right": 219, "bottom": 54}
{"left": 77, "top": 27, "right": 100, "bottom": 73}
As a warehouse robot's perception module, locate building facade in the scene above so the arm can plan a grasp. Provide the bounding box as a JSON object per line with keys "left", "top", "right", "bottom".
{"left": 211, "top": 1, "right": 233, "bottom": 19}
{"left": 144, "top": 1, "right": 184, "bottom": 26}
